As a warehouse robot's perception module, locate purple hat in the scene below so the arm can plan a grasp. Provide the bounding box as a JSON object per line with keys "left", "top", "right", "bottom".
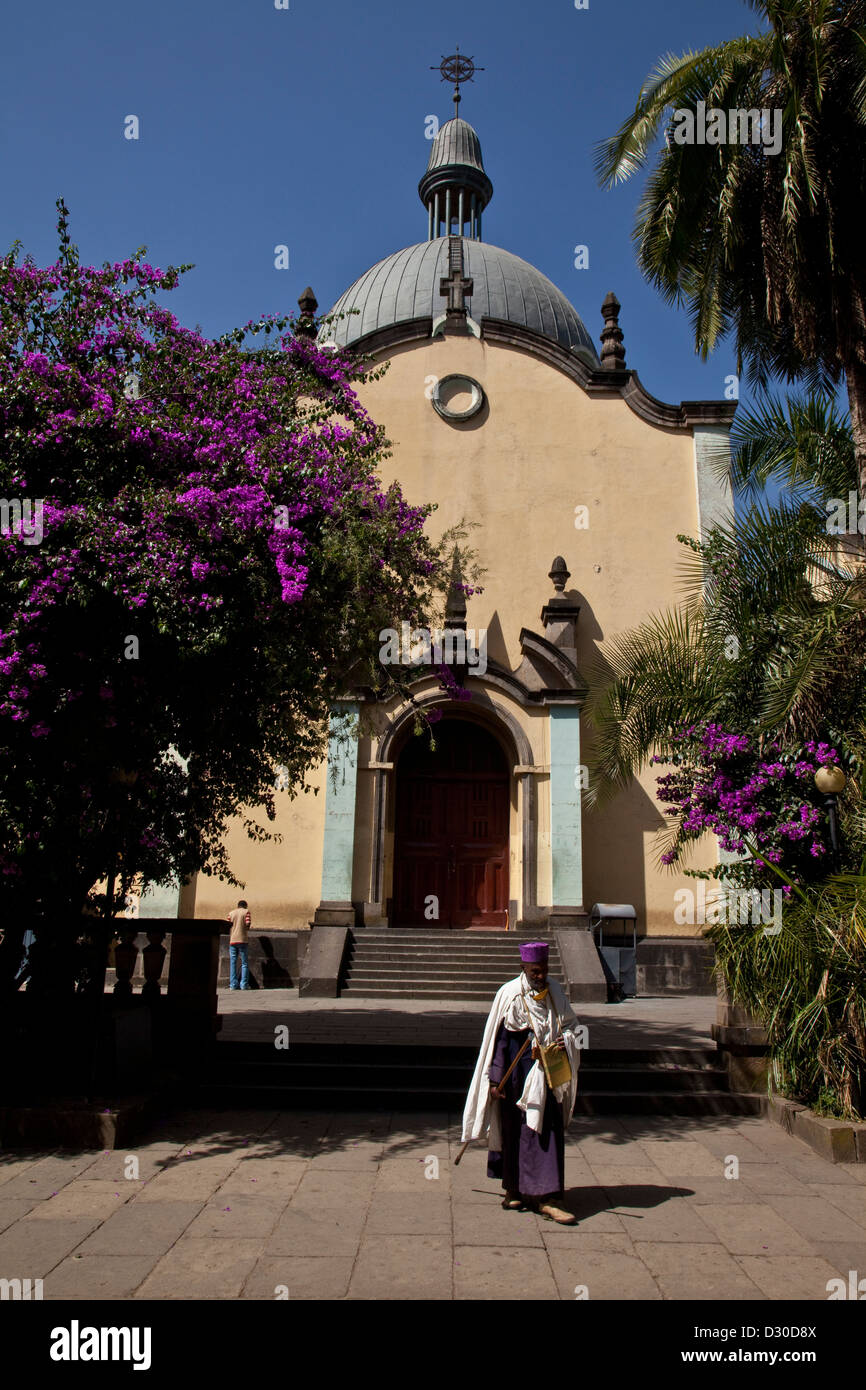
{"left": 519, "top": 941, "right": 549, "bottom": 963}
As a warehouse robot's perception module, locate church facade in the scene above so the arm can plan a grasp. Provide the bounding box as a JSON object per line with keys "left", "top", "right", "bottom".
{"left": 185, "top": 105, "right": 736, "bottom": 939}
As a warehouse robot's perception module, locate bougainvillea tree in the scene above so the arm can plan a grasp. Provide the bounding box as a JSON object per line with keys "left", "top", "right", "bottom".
{"left": 650, "top": 722, "right": 847, "bottom": 893}
{"left": 0, "top": 201, "right": 449, "bottom": 931}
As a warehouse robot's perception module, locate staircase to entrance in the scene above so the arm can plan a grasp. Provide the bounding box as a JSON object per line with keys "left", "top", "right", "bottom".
{"left": 340, "top": 928, "right": 563, "bottom": 1001}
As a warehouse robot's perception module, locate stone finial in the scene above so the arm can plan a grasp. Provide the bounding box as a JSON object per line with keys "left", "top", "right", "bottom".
{"left": 600, "top": 291, "right": 626, "bottom": 370}
{"left": 548, "top": 556, "right": 570, "bottom": 593}
{"left": 542, "top": 556, "right": 580, "bottom": 670}
{"left": 296, "top": 286, "right": 318, "bottom": 338}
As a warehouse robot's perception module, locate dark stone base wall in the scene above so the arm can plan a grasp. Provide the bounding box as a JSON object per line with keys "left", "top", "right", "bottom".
{"left": 635, "top": 938, "right": 716, "bottom": 995}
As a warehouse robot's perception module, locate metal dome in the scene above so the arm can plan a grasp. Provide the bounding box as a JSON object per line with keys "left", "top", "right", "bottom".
{"left": 423, "top": 116, "right": 487, "bottom": 176}
{"left": 321, "top": 237, "right": 599, "bottom": 358}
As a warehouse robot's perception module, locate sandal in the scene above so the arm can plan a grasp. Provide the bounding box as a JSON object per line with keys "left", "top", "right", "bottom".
{"left": 501, "top": 1192, "right": 524, "bottom": 1209}
{"left": 536, "top": 1198, "right": 576, "bottom": 1225}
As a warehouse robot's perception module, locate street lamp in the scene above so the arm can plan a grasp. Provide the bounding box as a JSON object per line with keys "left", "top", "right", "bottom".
{"left": 814, "top": 765, "right": 846, "bottom": 858}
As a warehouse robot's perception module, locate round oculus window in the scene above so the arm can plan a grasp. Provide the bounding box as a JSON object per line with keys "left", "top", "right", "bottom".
{"left": 431, "top": 373, "right": 485, "bottom": 421}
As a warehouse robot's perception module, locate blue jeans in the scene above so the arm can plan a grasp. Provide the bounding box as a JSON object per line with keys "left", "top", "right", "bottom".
{"left": 229, "top": 943, "right": 249, "bottom": 989}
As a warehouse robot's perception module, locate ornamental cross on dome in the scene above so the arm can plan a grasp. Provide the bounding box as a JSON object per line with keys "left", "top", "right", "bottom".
{"left": 440, "top": 238, "right": 473, "bottom": 312}
{"left": 431, "top": 45, "right": 484, "bottom": 115}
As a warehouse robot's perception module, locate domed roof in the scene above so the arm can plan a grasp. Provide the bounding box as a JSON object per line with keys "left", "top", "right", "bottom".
{"left": 424, "top": 116, "right": 486, "bottom": 176}
{"left": 321, "top": 237, "right": 599, "bottom": 358}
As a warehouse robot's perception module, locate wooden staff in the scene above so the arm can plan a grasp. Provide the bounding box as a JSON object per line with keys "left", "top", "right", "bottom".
{"left": 454, "top": 1035, "right": 534, "bottom": 1166}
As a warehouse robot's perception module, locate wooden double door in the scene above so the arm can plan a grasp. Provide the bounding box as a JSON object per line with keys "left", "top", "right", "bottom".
{"left": 392, "top": 720, "right": 509, "bottom": 928}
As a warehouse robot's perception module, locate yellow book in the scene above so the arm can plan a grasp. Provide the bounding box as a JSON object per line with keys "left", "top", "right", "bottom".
{"left": 540, "top": 1042, "right": 573, "bottom": 1089}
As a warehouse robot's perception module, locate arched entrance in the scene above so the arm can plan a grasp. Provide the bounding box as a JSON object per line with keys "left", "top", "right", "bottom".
{"left": 392, "top": 719, "right": 509, "bottom": 928}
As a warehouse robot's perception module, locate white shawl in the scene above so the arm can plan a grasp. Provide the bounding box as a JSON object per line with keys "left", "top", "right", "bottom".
{"left": 461, "top": 972, "right": 582, "bottom": 1145}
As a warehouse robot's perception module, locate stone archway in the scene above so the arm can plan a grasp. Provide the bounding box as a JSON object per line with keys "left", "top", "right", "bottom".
{"left": 392, "top": 718, "right": 509, "bottom": 928}
{"left": 367, "top": 693, "right": 539, "bottom": 928}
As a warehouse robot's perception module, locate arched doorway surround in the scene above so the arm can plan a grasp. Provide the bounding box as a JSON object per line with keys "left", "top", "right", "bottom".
{"left": 369, "top": 692, "right": 539, "bottom": 928}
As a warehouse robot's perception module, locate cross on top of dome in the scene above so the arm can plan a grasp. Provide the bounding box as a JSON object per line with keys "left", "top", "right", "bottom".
{"left": 431, "top": 45, "right": 484, "bottom": 117}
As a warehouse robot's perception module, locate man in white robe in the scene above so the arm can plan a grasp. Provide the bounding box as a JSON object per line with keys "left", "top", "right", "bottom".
{"left": 461, "top": 940, "right": 581, "bottom": 1224}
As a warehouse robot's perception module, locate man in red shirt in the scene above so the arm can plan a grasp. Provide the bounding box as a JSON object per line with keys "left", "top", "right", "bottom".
{"left": 226, "top": 899, "right": 252, "bottom": 990}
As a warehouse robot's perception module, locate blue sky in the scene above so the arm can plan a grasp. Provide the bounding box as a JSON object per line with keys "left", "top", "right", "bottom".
{"left": 2, "top": 0, "right": 773, "bottom": 412}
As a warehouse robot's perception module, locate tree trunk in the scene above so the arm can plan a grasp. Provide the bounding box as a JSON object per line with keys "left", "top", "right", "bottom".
{"left": 844, "top": 360, "right": 866, "bottom": 549}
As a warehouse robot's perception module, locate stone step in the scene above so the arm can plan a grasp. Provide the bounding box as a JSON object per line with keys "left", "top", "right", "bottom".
{"left": 349, "top": 943, "right": 562, "bottom": 954}
{"left": 346, "top": 950, "right": 562, "bottom": 964}
{"left": 343, "top": 965, "right": 557, "bottom": 979}
{"left": 346, "top": 958, "right": 562, "bottom": 970}
{"left": 196, "top": 1032, "right": 746, "bottom": 1113}
{"left": 188, "top": 1082, "right": 759, "bottom": 1116}
{"left": 573, "top": 1091, "right": 761, "bottom": 1116}
{"left": 343, "top": 978, "right": 536, "bottom": 989}
{"left": 339, "top": 986, "right": 503, "bottom": 1000}
{"left": 348, "top": 944, "right": 563, "bottom": 956}
{"left": 358, "top": 930, "right": 558, "bottom": 938}
{"left": 345, "top": 965, "right": 562, "bottom": 978}
{"left": 349, "top": 939, "right": 563, "bottom": 950}
{"left": 213, "top": 1042, "right": 721, "bottom": 1064}
{"left": 210, "top": 1062, "right": 727, "bottom": 1093}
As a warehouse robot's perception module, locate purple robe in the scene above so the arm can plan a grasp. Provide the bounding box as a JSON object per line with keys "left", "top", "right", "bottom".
{"left": 486, "top": 1021, "right": 564, "bottom": 1197}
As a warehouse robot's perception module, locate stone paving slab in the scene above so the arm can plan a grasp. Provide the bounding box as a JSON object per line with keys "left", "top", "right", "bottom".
{"left": 655, "top": 1175, "right": 762, "bottom": 1206}
{"left": 763, "top": 1193, "right": 866, "bottom": 1243}
{"left": 453, "top": 1244, "right": 558, "bottom": 1300}
{"left": 1, "top": 1103, "right": 865, "bottom": 1300}
{"left": 614, "top": 1199, "right": 720, "bottom": 1244}
{"left": 735, "top": 1254, "right": 844, "bottom": 1302}
{"left": 808, "top": 1238, "right": 866, "bottom": 1273}
{"left": 0, "top": 1197, "right": 40, "bottom": 1232}
{"left": 80, "top": 1147, "right": 185, "bottom": 1184}
{"left": 364, "top": 1190, "right": 451, "bottom": 1236}
{"left": 803, "top": 1183, "right": 866, "bottom": 1224}
{"left": 76, "top": 1200, "right": 203, "bottom": 1256}
{"left": 694, "top": 1203, "right": 814, "bottom": 1256}
{"left": 185, "top": 1192, "right": 287, "bottom": 1240}
{"left": 632, "top": 1139, "right": 723, "bottom": 1177}
{"left": 134, "top": 1236, "right": 262, "bottom": 1300}
{"left": 452, "top": 1201, "right": 545, "bottom": 1247}
{"left": 241, "top": 1255, "right": 353, "bottom": 1300}
{"left": 46, "top": 1253, "right": 162, "bottom": 1300}
{"left": 375, "top": 1157, "right": 452, "bottom": 1192}
{"left": 349, "top": 1233, "right": 452, "bottom": 1299}
{"left": 23, "top": 1179, "right": 144, "bottom": 1220}
{"left": 739, "top": 1163, "right": 816, "bottom": 1196}
{"left": 633, "top": 1241, "right": 765, "bottom": 1301}
{"left": 216, "top": 1159, "right": 308, "bottom": 1197}
{"left": 0, "top": 1216, "right": 101, "bottom": 1277}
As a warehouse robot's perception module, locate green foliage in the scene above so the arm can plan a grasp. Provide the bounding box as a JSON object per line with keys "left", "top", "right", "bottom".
{"left": 708, "top": 864, "right": 866, "bottom": 1119}
{"left": 596, "top": 2, "right": 866, "bottom": 405}
{"left": 583, "top": 387, "right": 866, "bottom": 1117}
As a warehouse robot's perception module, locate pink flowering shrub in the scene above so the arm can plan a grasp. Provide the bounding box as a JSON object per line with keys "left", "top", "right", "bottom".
{"left": 650, "top": 722, "right": 848, "bottom": 890}
{"left": 0, "top": 202, "right": 447, "bottom": 917}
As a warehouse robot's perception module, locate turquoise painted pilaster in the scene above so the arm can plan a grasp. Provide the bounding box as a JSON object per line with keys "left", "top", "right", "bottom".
{"left": 549, "top": 705, "right": 583, "bottom": 908}
{"left": 138, "top": 746, "right": 189, "bottom": 918}
{"left": 694, "top": 425, "right": 735, "bottom": 540}
{"left": 320, "top": 703, "right": 360, "bottom": 903}
{"left": 138, "top": 880, "right": 181, "bottom": 918}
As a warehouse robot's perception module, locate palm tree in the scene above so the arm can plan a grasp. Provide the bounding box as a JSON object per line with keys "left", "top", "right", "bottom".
{"left": 585, "top": 494, "right": 866, "bottom": 804}
{"left": 595, "top": 0, "right": 866, "bottom": 504}
{"left": 583, "top": 480, "right": 866, "bottom": 1120}
{"left": 722, "top": 391, "right": 855, "bottom": 506}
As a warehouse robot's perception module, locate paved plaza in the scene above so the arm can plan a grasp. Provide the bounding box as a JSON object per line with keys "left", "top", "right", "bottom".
{"left": 1, "top": 991, "right": 865, "bottom": 1300}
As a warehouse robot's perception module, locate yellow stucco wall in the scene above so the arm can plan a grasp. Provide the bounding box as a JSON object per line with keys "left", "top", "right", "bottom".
{"left": 196, "top": 334, "right": 719, "bottom": 935}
